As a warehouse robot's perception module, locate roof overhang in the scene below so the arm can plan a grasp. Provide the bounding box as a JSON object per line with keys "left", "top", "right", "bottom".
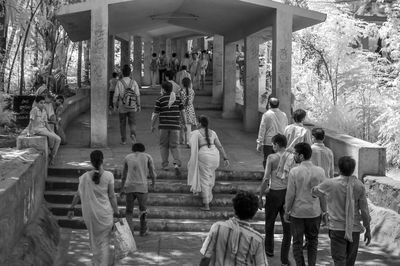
{"left": 57, "top": 0, "right": 326, "bottom": 42}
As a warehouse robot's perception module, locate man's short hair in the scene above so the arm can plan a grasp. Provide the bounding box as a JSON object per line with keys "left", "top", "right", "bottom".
{"left": 269, "top": 97, "right": 279, "bottom": 108}
{"left": 272, "top": 134, "right": 287, "bottom": 148}
{"left": 152, "top": 52, "right": 157, "bottom": 57}
{"left": 122, "top": 64, "right": 131, "bottom": 77}
{"left": 294, "top": 142, "right": 312, "bottom": 160}
{"left": 165, "top": 70, "right": 174, "bottom": 80}
{"left": 56, "top": 95, "right": 64, "bottom": 103}
{"left": 338, "top": 156, "right": 356, "bottom": 176}
{"left": 112, "top": 72, "right": 118, "bottom": 78}
{"left": 293, "top": 109, "right": 307, "bottom": 123}
{"left": 161, "top": 81, "right": 172, "bottom": 93}
{"left": 35, "top": 95, "right": 45, "bottom": 103}
{"left": 312, "top": 128, "right": 325, "bottom": 141}
{"left": 172, "top": 52, "right": 177, "bottom": 57}
{"left": 181, "top": 65, "right": 187, "bottom": 70}
{"left": 132, "top": 143, "right": 145, "bottom": 152}
{"left": 161, "top": 50, "right": 166, "bottom": 55}
{"left": 232, "top": 191, "right": 259, "bottom": 220}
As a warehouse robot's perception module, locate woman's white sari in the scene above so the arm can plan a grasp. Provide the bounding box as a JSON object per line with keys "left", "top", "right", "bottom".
{"left": 78, "top": 171, "right": 114, "bottom": 266}
{"left": 188, "top": 130, "right": 220, "bottom": 204}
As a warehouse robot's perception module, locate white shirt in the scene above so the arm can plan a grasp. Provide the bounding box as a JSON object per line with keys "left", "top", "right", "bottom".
{"left": 113, "top": 77, "right": 140, "bottom": 113}
{"left": 284, "top": 123, "right": 312, "bottom": 151}
{"left": 311, "top": 143, "right": 335, "bottom": 179}
{"left": 257, "top": 108, "right": 288, "bottom": 146}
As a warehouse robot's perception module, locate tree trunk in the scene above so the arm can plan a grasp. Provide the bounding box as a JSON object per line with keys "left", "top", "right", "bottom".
{"left": 84, "top": 40, "right": 90, "bottom": 84}
{"left": 0, "top": 0, "right": 7, "bottom": 91}
{"left": 6, "top": 34, "right": 22, "bottom": 93}
{"left": 77, "top": 41, "right": 82, "bottom": 87}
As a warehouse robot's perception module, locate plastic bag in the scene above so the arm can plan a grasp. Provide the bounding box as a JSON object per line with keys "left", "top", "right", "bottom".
{"left": 113, "top": 218, "right": 137, "bottom": 259}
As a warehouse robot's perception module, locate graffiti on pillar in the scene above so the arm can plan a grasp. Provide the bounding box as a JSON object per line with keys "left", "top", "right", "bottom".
{"left": 91, "top": 22, "right": 106, "bottom": 83}
{"left": 278, "top": 73, "right": 290, "bottom": 89}
{"left": 279, "top": 48, "right": 288, "bottom": 61}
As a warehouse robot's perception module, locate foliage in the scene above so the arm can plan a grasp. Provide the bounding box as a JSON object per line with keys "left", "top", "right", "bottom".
{"left": 0, "top": 92, "right": 13, "bottom": 127}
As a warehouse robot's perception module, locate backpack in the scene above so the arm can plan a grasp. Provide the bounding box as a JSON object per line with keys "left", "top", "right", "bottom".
{"left": 150, "top": 58, "right": 158, "bottom": 71}
{"left": 120, "top": 79, "right": 138, "bottom": 111}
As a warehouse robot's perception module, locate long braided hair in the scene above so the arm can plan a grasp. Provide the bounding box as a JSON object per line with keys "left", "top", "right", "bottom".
{"left": 199, "top": 115, "right": 211, "bottom": 148}
{"left": 90, "top": 150, "right": 103, "bottom": 185}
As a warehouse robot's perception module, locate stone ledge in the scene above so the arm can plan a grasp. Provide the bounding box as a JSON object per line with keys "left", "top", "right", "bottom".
{"left": 59, "top": 90, "right": 90, "bottom": 131}
{"left": 365, "top": 175, "right": 400, "bottom": 213}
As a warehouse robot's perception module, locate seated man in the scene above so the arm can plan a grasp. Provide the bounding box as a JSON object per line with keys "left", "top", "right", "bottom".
{"left": 199, "top": 191, "right": 268, "bottom": 266}
{"left": 27, "top": 95, "right": 61, "bottom": 165}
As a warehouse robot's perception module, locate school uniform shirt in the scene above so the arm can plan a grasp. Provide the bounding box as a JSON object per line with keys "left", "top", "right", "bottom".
{"left": 123, "top": 152, "right": 156, "bottom": 193}
{"left": 29, "top": 106, "right": 48, "bottom": 132}
{"left": 257, "top": 108, "right": 288, "bottom": 146}
{"left": 285, "top": 161, "right": 326, "bottom": 218}
{"left": 313, "top": 176, "right": 371, "bottom": 232}
{"left": 200, "top": 217, "right": 268, "bottom": 266}
{"left": 113, "top": 77, "right": 140, "bottom": 113}
{"left": 284, "top": 123, "right": 313, "bottom": 151}
{"left": 311, "top": 143, "right": 335, "bottom": 178}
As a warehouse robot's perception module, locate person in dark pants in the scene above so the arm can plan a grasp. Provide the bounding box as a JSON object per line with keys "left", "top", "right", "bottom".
{"left": 159, "top": 50, "right": 168, "bottom": 84}
{"left": 120, "top": 143, "right": 157, "bottom": 236}
{"left": 312, "top": 156, "right": 371, "bottom": 266}
{"left": 259, "top": 134, "right": 292, "bottom": 266}
{"left": 256, "top": 98, "right": 288, "bottom": 168}
{"left": 284, "top": 142, "right": 326, "bottom": 266}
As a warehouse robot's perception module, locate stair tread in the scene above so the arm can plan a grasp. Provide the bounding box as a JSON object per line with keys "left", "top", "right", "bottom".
{"left": 45, "top": 191, "right": 238, "bottom": 197}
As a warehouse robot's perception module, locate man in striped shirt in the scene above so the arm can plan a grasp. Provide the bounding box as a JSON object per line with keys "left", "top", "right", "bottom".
{"left": 151, "top": 82, "right": 186, "bottom": 177}
{"left": 200, "top": 191, "right": 268, "bottom": 266}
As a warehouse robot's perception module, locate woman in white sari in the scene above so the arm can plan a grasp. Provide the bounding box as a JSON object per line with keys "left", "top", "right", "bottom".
{"left": 67, "top": 150, "right": 120, "bottom": 266}
{"left": 188, "top": 116, "right": 230, "bottom": 211}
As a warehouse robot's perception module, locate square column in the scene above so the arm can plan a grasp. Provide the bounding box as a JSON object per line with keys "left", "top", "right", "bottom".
{"left": 243, "top": 33, "right": 261, "bottom": 132}
{"left": 222, "top": 42, "right": 238, "bottom": 119}
{"left": 90, "top": 5, "right": 109, "bottom": 147}
{"left": 133, "top": 36, "right": 142, "bottom": 86}
{"left": 107, "top": 35, "right": 115, "bottom": 83}
{"left": 166, "top": 38, "right": 172, "bottom": 57}
{"left": 120, "top": 38, "right": 130, "bottom": 67}
{"left": 143, "top": 39, "right": 151, "bottom": 86}
{"left": 212, "top": 35, "right": 224, "bottom": 104}
{"left": 272, "top": 10, "right": 293, "bottom": 119}
{"left": 171, "top": 39, "right": 178, "bottom": 54}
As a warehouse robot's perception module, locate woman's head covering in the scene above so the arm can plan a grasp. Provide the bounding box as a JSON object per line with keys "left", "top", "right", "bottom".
{"left": 168, "top": 91, "right": 176, "bottom": 108}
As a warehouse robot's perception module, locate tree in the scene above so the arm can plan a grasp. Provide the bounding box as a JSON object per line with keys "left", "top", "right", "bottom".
{"left": 0, "top": 0, "right": 7, "bottom": 91}
{"left": 77, "top": 41, "right": 82, "bottom": 87}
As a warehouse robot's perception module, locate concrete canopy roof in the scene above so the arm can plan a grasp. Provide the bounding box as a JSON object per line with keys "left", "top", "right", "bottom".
{"left": 57, "top": 0, "right": 326, "bottom": 42}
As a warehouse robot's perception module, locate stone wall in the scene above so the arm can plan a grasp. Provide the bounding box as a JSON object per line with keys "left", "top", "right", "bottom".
{"left": 59, "top": 88, "right": 90, "bottom": 131}
{"left": 0, "top": 148, "right": 52, "bottom": 265}
{"left": 364, "top": 175, "right": 400, "bottom": 214}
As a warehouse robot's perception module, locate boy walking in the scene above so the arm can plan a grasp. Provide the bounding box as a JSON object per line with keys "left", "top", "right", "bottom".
{"left": 311, "top": 128, "right": 334, "bottom": 178}
{"left": 120, "top": 143, "right": 157, "bottom": 236}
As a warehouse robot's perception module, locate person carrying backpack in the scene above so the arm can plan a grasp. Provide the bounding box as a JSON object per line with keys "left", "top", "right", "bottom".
{"left": 113, "top": 64, "right": 141, "bottom": 145}
{"left": 150, "top": 53, "right": 159, "bottom": 88}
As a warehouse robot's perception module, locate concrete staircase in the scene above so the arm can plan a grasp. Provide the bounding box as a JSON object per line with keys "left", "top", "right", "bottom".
{"left": 44, "top": 168, "right": 287, "bottom": 234}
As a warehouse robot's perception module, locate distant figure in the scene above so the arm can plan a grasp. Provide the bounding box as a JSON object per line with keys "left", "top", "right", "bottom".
{"left": 188, "top": 115, "right": 229, "bottom": 211}
{"left": 113, "top": 64, "right": 141, "bottom": 145}
{"left": 170, "top": 52, "right": 180, "bottom": 78}
{"left": 34, "top": 76, "right": 56, "bottom": 130}
{"left": 120, "top": 143, "right": 157, "bottom": 236}
{"left": 284, "top": 109, "right": 312, "bottom": 151}
{"left": 27, "top": 95, "right": 61, "bottom": 165}
{"left": 176, "top": 65, "right": 191, "bottom": 88}
{"left": 151, "top": 82, "right": 186, "bottom": 177}
{"left": 67, "top": 150, "right": 120, "bottom": 266}
{"left": 159, "top": 50, "right": 168, "bottom": 84}
{"left": 180, "top": 52, "right": 190, "bottom": 70}
{"left": 284, "top": 143, "right": 326, "bottom": 266}
{"left": 150, "top": 52, "right": 159, "bottom": 88}
{"left": 199, "top": 51, "right": 209, "bottom": 90}
{"left": 199, "top": 191, "right": 268, "bottom": 265}
{"left": 257, "top": 97, "right": 288, "bottom": 168}
{"left": 54, "top": 95, "right": 66, "bottom": 145}
{"left": 311, "top": 128, "right": 334, "bottom": 178}
{"left": 108, "top": 72, "right": 118, "bottom": 110}
{"left": 259, "top": 134, "right": 291, "bottom": 265}
{"left": 180, "top": 77, "right": 197, "bottom": 146}
{"left": 189, "top": 52, "right": 200, "bottom": 90}
{"left": 312, "top": 156, "right": 371, "bottom": 266}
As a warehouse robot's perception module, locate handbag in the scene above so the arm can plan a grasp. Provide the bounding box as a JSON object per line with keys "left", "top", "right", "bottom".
{"left": 113, "top": 218, "right": 137, "bottom": 260}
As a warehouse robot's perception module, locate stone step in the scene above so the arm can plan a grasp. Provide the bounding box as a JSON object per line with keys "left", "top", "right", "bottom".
{"left": 44, "top": 191, "right": 237, "bottom": 207}
{"left": 47, "top": 203, "right": 267, "bottom": 221}
{"left": 46, "top": 177, "right": 261, "bottom": 194}
{"left": 53, "top": 216, "right": 270, "bottom": 233}
{"left": 140, "top": 87, "right": 213, "bottom": 96}
{"left": 47, "top": 168, "right": 264, "bottom": 181}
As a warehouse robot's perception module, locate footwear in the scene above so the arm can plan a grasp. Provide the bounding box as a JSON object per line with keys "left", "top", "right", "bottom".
{"left": 120, "top": 141, "right": 127, "bottom": 145}
{"left": 140, "top": 227, "right": 149, "bottom": 237}
{"left": 162, "top": 166, "right": 169, "bottom": 171}
{"left": 174, "top": 167, "right": 182, "bottom": 178}
{"left": 265, "top": 251, "right": 274, "bottom": 257}
{"left": 200, "top": 207, "right": 211, "bottom": 211}
{"left": 130, "top": 134, "right": 136, "bottom": 144}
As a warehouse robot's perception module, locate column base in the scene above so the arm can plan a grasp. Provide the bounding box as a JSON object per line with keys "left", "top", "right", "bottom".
{"left": 222, "top": 110, "right": 239, "bottom": 119}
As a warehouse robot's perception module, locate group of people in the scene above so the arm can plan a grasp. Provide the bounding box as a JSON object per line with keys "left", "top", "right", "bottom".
{"left": 26, "top": 76, "right": 66, "bottom": 165}
{"left": 149, "top": 50, "right": 209, "bottom": 90}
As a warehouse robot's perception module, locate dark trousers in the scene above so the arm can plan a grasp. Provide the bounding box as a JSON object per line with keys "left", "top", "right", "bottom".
{"left": 119, "top": 112, "right": 136, "bottom": 142}
{"left": 263, "top": 145, "right": 274, "bottom": 169}
{"left": 329, "top": 230, "right": 360, "bottom": 266}
{"left": 291, "top": 216, "right": 321, "bottom": 266}
{"left": 109, "top": 91, "right": 114, "bottom": 108}
{"left": 126, "top": 192, "right": 148, "bottom": 235}
{"left": 159, "top": 69, "right": 166, "bottom": 84}
{"left": 264, "top": 189, "right": 291, "bottom": 264}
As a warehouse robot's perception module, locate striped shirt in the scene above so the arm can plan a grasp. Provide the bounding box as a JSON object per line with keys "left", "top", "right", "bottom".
{"left": 154, "top": 93, "right": 184, "bottom": 130}
{"left": 200, "top": 218, "right": 268, "bottom": 266}
{"left": 311, "top": 143, "right": 335, "bottom": 178}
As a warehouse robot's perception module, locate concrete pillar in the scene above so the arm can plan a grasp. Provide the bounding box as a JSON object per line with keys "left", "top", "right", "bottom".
{"left": 166, "top": 38, "right": 172, "bottom": 57}
{"left": 197, "top": 37, "right": 205, "bottom": 51}
{"left": 107, "top": 35, "right": 115, "bottom": 83}
{"left": 160, "top": 38, "right": 167, "bottom": 54}
{"left": 244, "top": 33, "right": 260, "bottom": 132}
{"left": 222, "top": 42, "right": 238, "bottom": 119}
{"left": 120, "top": 39, "right": 130, "bottom": 68}
{"left": 212, "top": 35, "right": 224, "bottom": 104}
{"left": 171, "top": 39, "right": 178, "bottom": 54}
{"left": 272, "top": 10, "right": 292, "bottom": 119}
{"left": 133, "top": 36, "right": 142, "bottom": 86}
{"left": 143, "top": 39, "right": 151, "bottom": 86}
{"left": 90, "top": 5, "right": 109, "bottom": 147}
